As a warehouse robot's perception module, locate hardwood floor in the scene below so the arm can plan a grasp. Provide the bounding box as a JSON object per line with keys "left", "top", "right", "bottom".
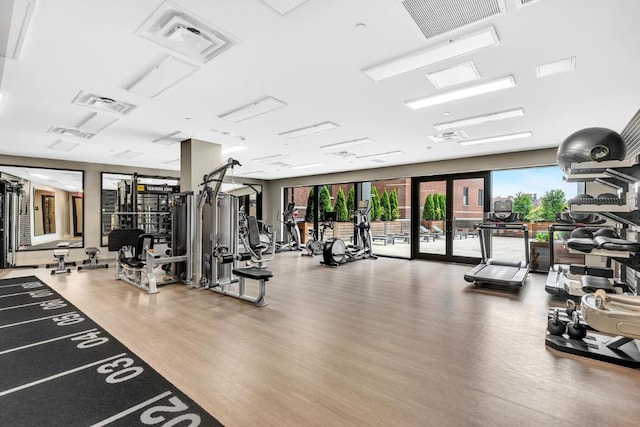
{"left": 3, "top": 254, "right": 640, "bottom": 426}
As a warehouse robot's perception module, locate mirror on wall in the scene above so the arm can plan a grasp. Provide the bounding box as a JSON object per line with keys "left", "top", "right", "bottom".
{"left": 0, "top": 165, "right": 84, "bottom": 251}
{"left": 101, "top": 173, "right": 179, "bottom": 246}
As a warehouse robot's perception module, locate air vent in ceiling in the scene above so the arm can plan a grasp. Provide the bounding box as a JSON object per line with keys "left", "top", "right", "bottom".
{"left": 71, "top": 91, "right": 137, "bottom": 115}
{"left": 401, "top": 0, "right": 506, "bottom": 40}
{"left": 47, "top": 126, "right": 96, "bottom": 139}
{"left": 428, "top": 130, "right": 469, "bottom": 143}
{"left": 136, "top": 0, "right": 238, "bottom": 64}
{"left": 515, "top": 0, "right": 541, "bottom": 8}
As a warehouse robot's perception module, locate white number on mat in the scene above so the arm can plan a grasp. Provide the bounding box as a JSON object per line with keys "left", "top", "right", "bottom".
{"left": 52, "top": 312, "right": 84, "bottom": 326}
{"left": 97, "top": 357, "right": 144, "bottom": 384}
{"left": 71, "top": 330, "right": 109, "bottom": 348}
{"left": 140, "top": 396, "right": 201, "bottom": 426}
{"left": 41, "top": 299, "right": 67, "bottom": 310}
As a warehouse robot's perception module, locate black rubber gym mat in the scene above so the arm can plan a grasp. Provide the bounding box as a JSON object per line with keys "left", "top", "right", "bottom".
{"left": 0, "top": 276, "right": 223, "bottom": 426}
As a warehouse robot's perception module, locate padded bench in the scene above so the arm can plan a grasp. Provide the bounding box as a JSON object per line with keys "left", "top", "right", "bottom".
{"left": 231, "top": 266, "right": 274, "bottom": 307}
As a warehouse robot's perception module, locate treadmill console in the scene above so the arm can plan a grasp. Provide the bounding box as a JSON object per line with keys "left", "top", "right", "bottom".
{"left": 485, "top": 199, "right": 522, "bottom": 223}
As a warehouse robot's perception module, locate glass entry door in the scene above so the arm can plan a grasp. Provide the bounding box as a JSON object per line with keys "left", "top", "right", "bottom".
{"left": 412, "top": 172, "right": 490, "bottom": 263}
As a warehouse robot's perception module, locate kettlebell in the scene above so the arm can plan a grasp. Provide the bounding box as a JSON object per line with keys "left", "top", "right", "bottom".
{"left": 567, "top": 311, "right": 587, "bottom": 340}
{"left": 547, "top": 309, "right": 566, "bottom": 337}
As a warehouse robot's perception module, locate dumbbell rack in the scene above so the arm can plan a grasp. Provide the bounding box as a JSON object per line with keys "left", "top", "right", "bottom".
{"left": 545, "top": 156, "right": 640, "bottom": 367}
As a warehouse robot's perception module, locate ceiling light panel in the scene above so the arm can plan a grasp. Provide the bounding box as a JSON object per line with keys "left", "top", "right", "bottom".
{"left": 113, "top": 150, "right": 144, "bottom": 159}
{"left": 458, "top": 131, "right": 532, "bottom": 146}
{"left": 258, "top": 0, "right": 310, "bottom": 16}
{"left": 77, "top": 113, "right": 118, "bottom": 133}
{"left": 0, "top": 0, "right": 37, "bottom": 60}
{"left": 406, "top": 75, "right": 515, "bottom": 109}
{"left": 153, "top": 131, "right": 190, "bottom": 145}
{"left": 426, "top": 61, "right": 480, "bottom": 89}
{"left": 321, "top": 137, "right": 374, "bottom": 151}
{"left": 536, "top": 56, "right": 576, "bottom": 78}
{"left": 47, "top": 126, "right": 96, "bottom": 139}
{"left": 241, "top": 170, "right": 264, "bottom": 175}
{"left": 356, "top": 151, "right": 403, "bottom": 160}
{"left": 72, "top": 91, "right": 137, "bottom": 115}
{"left": 401, "top": 0, "right": 506, "bottom": 40}
{"left": 363, "top": 26, "right": 499, "bottom": 82}
{"left": 291, "top": 163, "right": 322, "bottom": 169}
{"left": 252, "top": 154, "right": 288, "bottom": 162}
{"left": 48, "top": 140, "right": 79, "bottom": 152}
{"left": 434, "top": 108, "right": 524, "bottom": 131}
{"left": 136, "top": 0, "right": 238, "bottom": 65}
{"left": 219, "top": 96, "right": 287, "bottom": 122}
{"left": 128, "top": 56, "right": 200, "bottom": 98}
{"left": 279, "top": 121, "right": 340, "bottom": 138}
{"left": 221, "top": 145, "right": 249, "bottom": 154}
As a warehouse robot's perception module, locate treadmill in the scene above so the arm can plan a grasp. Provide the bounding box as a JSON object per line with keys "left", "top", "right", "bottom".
{"left": 464, "top": 200, "right": 529, "bottom": 289}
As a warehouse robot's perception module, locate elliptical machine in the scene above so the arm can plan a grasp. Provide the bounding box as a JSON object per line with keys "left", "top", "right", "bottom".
{"left": 303, "top": 211, "right": 336, "bottom": 257}
{"left": 322, "top": 200, "right": 376, "bottom": 266}
{"left": 276, "top": 202, "right": 302, "bottom": 252}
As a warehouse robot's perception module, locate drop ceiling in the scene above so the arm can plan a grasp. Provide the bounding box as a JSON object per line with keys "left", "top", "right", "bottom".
{"left": 0, "top": 0, "right": 638, "bottom": 180}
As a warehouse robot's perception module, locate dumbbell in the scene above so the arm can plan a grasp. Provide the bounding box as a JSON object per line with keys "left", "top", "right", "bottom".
{"left": 567, "top": 311, "right": 587, "bottom": 340}
{"left": 547, "top": 309, "right": 566, "bottom": 336}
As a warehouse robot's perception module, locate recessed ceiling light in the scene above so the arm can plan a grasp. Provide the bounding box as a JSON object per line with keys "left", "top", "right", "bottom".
{"left": 426, "top": 61, "right": 481, "bottom": 89}
{"left": 434, "top": 108, "right": 525, "bottom": 131}
{"left": 48, "top": 140, "right": 79, "bottom": 152}
{"left": 222, "top": 145, "right": 248, "bottom": 155}
{"left": 458, "top": 131, "right": 532, "bottom": 146}
{"left": 356, "top": 151, "right": 403, "bottom": 160}
{"left": 405, "top": 76, "right": 515, "bottom": 110}
{"left": 242, "top": 170, "right": 264, "bottom": 175}
{"left": 153, "top": 131, "right": 190, "bottom": 145}
{"left": 219, "top": 96, "right": 287, "bottom": 122}
{"left": 291, "top": 163, "right": 322, "bottom": 169}
{"left": 362, "top": 26, "right": 499, "bottom": 82}
{"left": 113, "top": 150, "right": 144, "bottom": 159}
{"left": 321, "top": 137, "right": 374, "bottom": 151}
{"left": 278, "top": 121, "right": 340, "bottom": 138}
{"left": 252, "top": 154, "right": 288, "bottom": 162}
{"left": 128, "top": 56, "right": 200, "bottom": 98}
{"left": 31, "top": 173, "right": 50, "bottom": 179}
{"left": 536, "top": 56, "right": 576, "bottom": 78}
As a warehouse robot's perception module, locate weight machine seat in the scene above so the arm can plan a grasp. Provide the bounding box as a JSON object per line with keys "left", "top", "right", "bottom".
{"left": 567, "top": 237, "right": 597, "bottom": 253}
{"left": 232, "top": 266, "right": 274, "bottom": 281}
{"left": 593, "top": 236, "right": 640, "bottom": 252}
{"left": 581, "top": 275, "right": 616, "bottom": 293}
{"left": 120, "top": 233, "right": 154, "bottom": 269}
{"left": 486, "top": 258, "right": 525, "bottom": 268}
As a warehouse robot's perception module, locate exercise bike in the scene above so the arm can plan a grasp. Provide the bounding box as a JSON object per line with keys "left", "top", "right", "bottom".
{"left": 303, "top": 211, "right": 336, "bottom": 257}
{"left": 322, "top": 200, "right": 377, "bottom": 266}
{"left": 275, "top": 202, "right": 302, "bottom": 252}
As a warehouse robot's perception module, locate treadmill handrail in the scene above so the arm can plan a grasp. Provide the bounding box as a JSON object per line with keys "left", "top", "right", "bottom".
{"left": 475, "top": 223, "right": 528, "bottom": 231}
